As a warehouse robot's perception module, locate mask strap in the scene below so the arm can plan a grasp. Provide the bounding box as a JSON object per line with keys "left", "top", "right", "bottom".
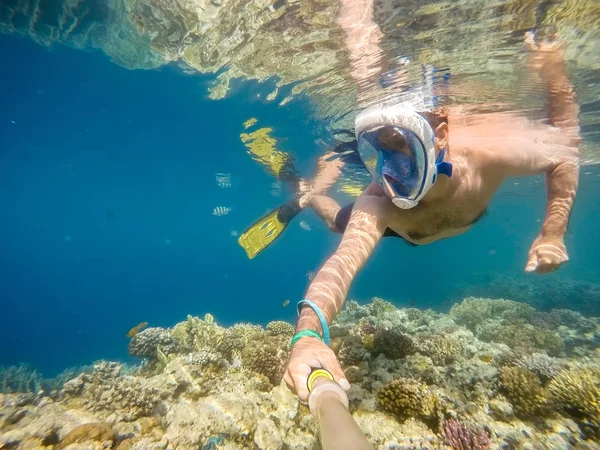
{"left": 435, "top": 148, "right": 453, "bottom": 178}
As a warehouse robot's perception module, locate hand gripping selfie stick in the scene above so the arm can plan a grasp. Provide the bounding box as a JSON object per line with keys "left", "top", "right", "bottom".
{"left": 307, "top": 369, "right": 374, "bottom": 450}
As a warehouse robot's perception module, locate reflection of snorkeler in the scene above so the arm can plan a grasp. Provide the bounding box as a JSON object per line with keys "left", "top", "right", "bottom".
{"left": 242, "top": 1, "right": 580, "bottom": 402}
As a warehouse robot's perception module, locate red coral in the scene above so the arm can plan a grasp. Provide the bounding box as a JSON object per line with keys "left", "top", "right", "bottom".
{"left": 441, "top": 419, "right": 491, "bottom": 450}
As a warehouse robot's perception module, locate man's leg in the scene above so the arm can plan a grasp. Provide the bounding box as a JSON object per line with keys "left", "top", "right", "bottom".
{"left": 297, "top": 151, "right": 348, "bottom": 233}
{"left": 305, "top": 195, "right": 343, "bottom": 233}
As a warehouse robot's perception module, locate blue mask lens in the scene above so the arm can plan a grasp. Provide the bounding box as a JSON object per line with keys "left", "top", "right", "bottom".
{"left": 358, "top": 126, "right": 427, "bottom": 201}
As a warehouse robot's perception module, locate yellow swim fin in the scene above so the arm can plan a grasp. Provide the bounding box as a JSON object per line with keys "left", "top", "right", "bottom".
{"left": 238, "top": 199, "right": 302, "bottom": 259}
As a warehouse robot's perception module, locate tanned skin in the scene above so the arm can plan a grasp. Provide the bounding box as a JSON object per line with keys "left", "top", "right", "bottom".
{"left": 284, "top": 0, "right": 580, "bottom": 402}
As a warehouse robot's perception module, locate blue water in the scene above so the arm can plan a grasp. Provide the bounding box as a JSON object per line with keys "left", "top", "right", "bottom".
{"left": 1, "top": 35, "right": 599, "bottom": 377}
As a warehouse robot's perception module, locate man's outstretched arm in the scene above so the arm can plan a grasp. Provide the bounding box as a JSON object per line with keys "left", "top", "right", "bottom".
{"left": 284, "top": 185, "right": 388, "bottom": 401}
{"left": 526, "top": 33, "right": 580, "bottom": 273}
{"left": 297, "top": 185, "right": 388, "bottom": 333}
{"left": 493, "top": 34, "right": 580, "bottom": 273}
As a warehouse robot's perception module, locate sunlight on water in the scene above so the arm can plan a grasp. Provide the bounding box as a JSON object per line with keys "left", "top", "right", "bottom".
{"left": 1, "top": 0, "right": 599, "bottom": 160}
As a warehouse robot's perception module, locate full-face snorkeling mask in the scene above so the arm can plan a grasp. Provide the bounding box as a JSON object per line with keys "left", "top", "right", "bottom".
{"left": 355, "top": 104, "right": 453, "bottom": 209}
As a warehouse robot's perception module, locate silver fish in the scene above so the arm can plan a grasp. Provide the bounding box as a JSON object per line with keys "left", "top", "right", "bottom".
{"left": 299, "top": 220, "right": 311, "bottom": 231}
{"left": 213, "top": 206, "right": 232, "bottom": 216}
{"left": 215, "top": 172, "right": 233, "bottom": 188}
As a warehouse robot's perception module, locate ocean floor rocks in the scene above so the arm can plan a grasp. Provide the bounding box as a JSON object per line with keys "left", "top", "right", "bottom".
{"left": 1, "top": 296, "right": 599, "bottom": 449}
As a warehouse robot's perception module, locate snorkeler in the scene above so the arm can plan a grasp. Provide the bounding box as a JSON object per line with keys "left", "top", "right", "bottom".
{"left": 238, "top": 0, "right": 580, "bottom": 401}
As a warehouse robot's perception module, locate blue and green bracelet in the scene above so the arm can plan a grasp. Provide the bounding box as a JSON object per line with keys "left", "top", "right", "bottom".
{"left": 290, "top": 299, "right": 331, "bottom": 347}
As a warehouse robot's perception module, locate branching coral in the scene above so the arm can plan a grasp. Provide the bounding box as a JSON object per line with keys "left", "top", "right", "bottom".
{"left": 450, "top": 297, "right": 535, "bottom": 331}
{"left": 377, "top": 377, "right": 440, "bottom": 426}
{"left": 266, "top": 320, "right": 294, "bottom": 336}
{"left": 129, "top": 327, "right": 179, "bottom": 359}
{"left": 337, "top": 334, "right": 369, "bottom": 367}
{"left": 217, "top": 323, "right": 263, "bottom": 360}
{"left": 417, "top": 333, "right": 462, "bottom": 366}
{"left": 441, "top": 419, "right": 491, "bottom": 450}
{"left": 499, "top": 367, "right": 548, "bottom": 417}
{"left": 62, "top": 361, "right": 163, "bottom": 421}
{"left": 0, "top": 364, "right": 43, "bottom": 394}
{"left": 366, "top": 297, "right": 398, "bottom": 316}
{"left": 241, "top": 337, "right": 287, "bottom": 386}
{"left": 515, "top": 353, "right": 561, "bottom": 382}
{"left": 479, "top": 324, "right": 564, "bottom": 356}
{"left": 170, "top": 314, "right": 226, "bottom": 353}
{"left": 548, "top": 367, "right": 600, "bottom": 438}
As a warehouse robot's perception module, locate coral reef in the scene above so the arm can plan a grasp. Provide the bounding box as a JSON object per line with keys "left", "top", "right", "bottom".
{"left": 266, "top": 320, "right": 294, "bottom": 336}
{"left": 373, "top": 329, "right": 417, "bottom": 360}
{"left": 128, "top": 327, "right": 179, "bottom": 360}
{"left": 453, "top": 273, "right": 600, "bottom": 317}
{"left": 499, "top": 367, "right": 548, "bottom": 417}
{"left": 451, "top": 297, "right": 569, "bottom": 357}
{"left": 548, "top": 367, "right": 600, "bottom": 439}
{"left": 170, "top": 314, "right": 226, "bottom": 354}
{"left": 417, "top": 333, "right": 463, "bottom": 366}
{"left": 515, "top": 353, "right": 562, "bottom": 382}
{"left": 440, "top": 419, "right": 491, "bottom": 450}
{"left": 0, "top": 364, "right": 43, "bottom": 395}
{"left": 1, "top": 297, "right": 599, "bottom": 449}
{"left": 61, "top": 362, "right": 165, "bottom": 421}
{"left": 377, "top": 377, "right": 441, "bottom": 427}
{"left": 241, "top": 334, "right": 288, "bottom": 386}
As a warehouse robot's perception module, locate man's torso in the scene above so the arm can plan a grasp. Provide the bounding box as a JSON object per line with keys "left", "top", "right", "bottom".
{"left": 378, "top": 111, "right": 561, "bottom": 245}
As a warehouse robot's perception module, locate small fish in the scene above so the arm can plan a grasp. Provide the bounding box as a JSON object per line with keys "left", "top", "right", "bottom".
{"left": 215, "top": 172, "right": 233, "bottom": 188}
{"left": 478, "top": 354, "right": 493, "bottom": 364}
{"left": 307, "top": 270, "right": 316, "bottom": 281}
{"left": 282, "top": 299, "right": 290, "bottom": 307}
{"left": 270, "top": 181, "right": 282, "bottom": 198}
{"left": 488, "top": 248, "right": 496, "bottom": 255}
{"left": 299, "top": 221, "right": 311, "bottom": 231}
{"left": 213, "top": 206, "right": 232, "bottom": 216}
{"left": 230, "top": 230, "right": 239, "bottom": 237}
{"left": 127, "top": 321, "right": 148, "bottom": 338}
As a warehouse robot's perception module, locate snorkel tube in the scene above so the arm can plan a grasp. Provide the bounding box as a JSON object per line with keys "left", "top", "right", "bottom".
{"left": 307, "top": 369, "right": 374, "bottom": 450}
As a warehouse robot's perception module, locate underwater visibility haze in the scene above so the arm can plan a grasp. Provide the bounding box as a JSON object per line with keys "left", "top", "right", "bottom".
{"left": 1, "top": 0, "right": 600, "bottom": 449}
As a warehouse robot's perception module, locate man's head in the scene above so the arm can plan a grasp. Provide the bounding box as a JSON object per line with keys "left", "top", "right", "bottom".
{"left": 355, "top": 105, "right": 453, "bottom": 209}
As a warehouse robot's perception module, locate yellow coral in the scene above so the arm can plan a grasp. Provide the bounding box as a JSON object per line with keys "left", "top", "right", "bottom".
{"left": 377, "top": 377, "right": 440, "bottom": 425}
{"left": 548, "top": 367, "right": 600, "bottom": 438}
{"left": 499, "top": 367, "right": 548, "bottom": 417}
{"left": 170, "top": 314, "right": 225, "bottom": 352}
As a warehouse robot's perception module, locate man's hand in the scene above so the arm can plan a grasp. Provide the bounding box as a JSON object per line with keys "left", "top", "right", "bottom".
{"left": 526, "top": 233, "right": 569, "bottom": 274}
{"left": 283, "top": 336, "right": 350, "bottom": 402}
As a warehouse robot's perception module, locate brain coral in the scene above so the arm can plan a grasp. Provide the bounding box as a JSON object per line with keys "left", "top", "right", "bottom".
{"left": 377, "top": 377, "right": 440, "bottom": 425}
